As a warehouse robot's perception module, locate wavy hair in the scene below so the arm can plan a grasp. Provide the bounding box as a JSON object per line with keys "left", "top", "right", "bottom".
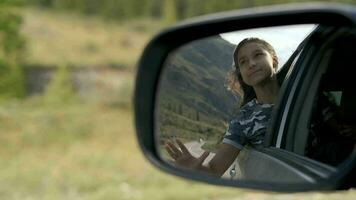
{"left": 226, "top": 38, "right": 279, "bottom": 107}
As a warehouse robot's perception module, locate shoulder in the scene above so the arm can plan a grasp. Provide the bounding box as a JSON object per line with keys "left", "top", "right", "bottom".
{"left": 244, "top": 99, "right": 274, "bottom": 112}
{"left": 239, "top": 99, "right": 261, "bottom": 115}
{"left": 240, "top": 99, "right": 258, "bottom": 111}
{"left": 229, "top": 100, "right": 257, "bottom": 124}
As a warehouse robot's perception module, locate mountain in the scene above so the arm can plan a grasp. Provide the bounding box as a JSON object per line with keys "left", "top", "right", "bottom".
{"left": 157, "top": 35, "right": 240, "bottom": 140}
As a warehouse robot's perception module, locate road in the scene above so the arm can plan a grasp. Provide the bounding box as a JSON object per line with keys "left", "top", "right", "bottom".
{"left": 184, "top": 140, "right": 239, "bottom": 179}
{"left": 184, "top": 141, "right": 215, "bottom": 166}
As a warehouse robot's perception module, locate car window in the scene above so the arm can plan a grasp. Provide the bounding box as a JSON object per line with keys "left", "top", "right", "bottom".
{"left": 305, "top": 35, "right": 356, "bottom": 166}
{"left": 283, "top": 30, "right": 356, "bottom": 167}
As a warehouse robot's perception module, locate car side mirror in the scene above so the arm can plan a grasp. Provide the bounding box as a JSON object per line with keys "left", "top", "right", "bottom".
{"left": 134, "top": 3, "right": 356, "bottom": 192}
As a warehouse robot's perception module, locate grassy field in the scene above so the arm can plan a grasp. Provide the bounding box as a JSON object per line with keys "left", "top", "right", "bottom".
{"left": 0, "top": 7, "right": 355, "bottom": 200}
{"left": 21, "top": 7, "right": 163, "bottom": 69}
{"left": 0, "top": 96, "right": 355, "bottom": 199}
{"left": 0, "top": 98, "right": 243, "bottom": 199}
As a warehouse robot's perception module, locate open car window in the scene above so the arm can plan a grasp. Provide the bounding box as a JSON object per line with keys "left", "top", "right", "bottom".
{"left": 282, "top": 28, "right": 356, "bottom": 167}
{"left": 305, "top": 31, "right": 356, "bottom": 166}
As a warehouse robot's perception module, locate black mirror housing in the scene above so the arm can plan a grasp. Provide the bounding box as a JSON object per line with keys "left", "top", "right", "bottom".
{"left": 134, "top": 3, "right": 356, "bottom": 192}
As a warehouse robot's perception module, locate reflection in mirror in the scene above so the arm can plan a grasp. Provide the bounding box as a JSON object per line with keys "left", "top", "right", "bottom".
{"left": 156, "top": 25, "right": 316, "bottom": 182}
{"left": 304, "top": 30, "right": 356, "bottom": 166}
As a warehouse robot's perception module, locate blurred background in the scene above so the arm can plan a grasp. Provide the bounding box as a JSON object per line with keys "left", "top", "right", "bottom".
{"left": 0, "top": 0, "right": 355, "bottom": 199}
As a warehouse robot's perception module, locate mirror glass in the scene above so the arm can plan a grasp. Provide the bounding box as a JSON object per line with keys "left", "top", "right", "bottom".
{"left": 155, "top": 24, "right": 318, "bottom": 183}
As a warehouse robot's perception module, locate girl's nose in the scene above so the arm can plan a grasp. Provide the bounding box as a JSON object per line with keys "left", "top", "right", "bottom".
{"left": 248, "top": 59, "right": 257, "bottom": 69}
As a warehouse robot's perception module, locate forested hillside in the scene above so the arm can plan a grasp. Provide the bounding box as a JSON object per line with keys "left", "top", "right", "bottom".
{"left": 157, "top": 36, "right": 238, "bottom": 146}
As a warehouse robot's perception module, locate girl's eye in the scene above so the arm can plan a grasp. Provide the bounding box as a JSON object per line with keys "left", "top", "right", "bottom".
{"left": 255, "top": 52, "right": 263, "bottom": 57}
{"left": 239, "top": 60, "right": 246, "bottom": 67}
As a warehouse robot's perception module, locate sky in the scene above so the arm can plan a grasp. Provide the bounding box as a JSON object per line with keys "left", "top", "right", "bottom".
{"left": 220, "top": 24, "right": 317, "bottom": 69}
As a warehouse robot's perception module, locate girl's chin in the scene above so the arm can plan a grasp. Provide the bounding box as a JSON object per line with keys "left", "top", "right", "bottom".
{"left": 245, "top": 76, "right": 266, "bottom": 86}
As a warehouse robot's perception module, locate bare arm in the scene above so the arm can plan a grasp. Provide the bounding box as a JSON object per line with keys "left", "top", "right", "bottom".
{"left": 200, "top": 143, "right": 240, "bottom": 176}
{"left": 165, "top": 139, "right": 240, "bottom": 177}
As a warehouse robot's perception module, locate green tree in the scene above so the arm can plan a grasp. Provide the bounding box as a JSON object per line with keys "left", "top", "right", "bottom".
{"left": 0, "top": 61, "right": 25, "bottom": 101}
{"left": 178, "top": 104, "right": 183, "bottom": 115}
{"left": 0, "top": 1, "right": 26, "bottom": 101}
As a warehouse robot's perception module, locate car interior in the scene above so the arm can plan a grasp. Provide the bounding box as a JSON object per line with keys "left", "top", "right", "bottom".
{"left": 305, "top": 29, "right": 356, "bottom": 166}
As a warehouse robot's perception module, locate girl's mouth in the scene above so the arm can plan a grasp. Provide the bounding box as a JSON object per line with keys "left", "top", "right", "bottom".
{"left": 247, "top": 69, "right": 261, "bottom": 77}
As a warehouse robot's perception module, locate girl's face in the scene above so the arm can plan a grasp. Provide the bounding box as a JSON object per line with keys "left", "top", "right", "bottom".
{"left": 236, "top": 42, "right": 277, "bottom": 87}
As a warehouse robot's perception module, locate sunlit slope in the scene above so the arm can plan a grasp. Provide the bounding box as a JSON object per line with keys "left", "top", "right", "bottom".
{"left": 157, "top": 36, "right": 239, "bottom": 144}
{"left": 21, "top": 8, "right": 162, "bottom": 69}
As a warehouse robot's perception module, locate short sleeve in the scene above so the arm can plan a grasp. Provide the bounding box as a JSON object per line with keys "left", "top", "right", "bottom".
{"left": 222, "top": 114, "right": 246, "bottom": 150}
{"left": 221, "top": 99, "right": 273, "bottom": 150}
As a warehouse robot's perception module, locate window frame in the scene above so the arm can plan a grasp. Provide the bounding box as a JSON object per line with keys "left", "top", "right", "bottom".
{"left": 270, "top": 26, "right": 355, "bottom": 166}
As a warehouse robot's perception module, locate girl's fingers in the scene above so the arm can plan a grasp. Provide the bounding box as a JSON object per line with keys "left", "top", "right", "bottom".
{"left": 167, "top": 141, "right": 182, "bottom": 155}
{"left": 166, "top": 140, "right": 182, "bottom": 157}
{"left": 176, "top": 139, "right": 190, "bottom": 155}
{"left": 165, "top": 144, "right": 178, "bottom": 160}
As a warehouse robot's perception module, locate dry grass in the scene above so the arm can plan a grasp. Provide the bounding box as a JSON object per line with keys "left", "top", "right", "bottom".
{"left": 0, "top": 100, "right": 241, "bottom": 199}
{"left": 0, "top": 99, "right": 355, "bottom": 199}
{"left": 20, "top": 7, "right": 163, "bottom": 69}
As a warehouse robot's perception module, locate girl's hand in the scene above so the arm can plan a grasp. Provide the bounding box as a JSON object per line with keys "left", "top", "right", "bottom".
{"left": 165, "top": 139, "right": 210, "bottom": 170}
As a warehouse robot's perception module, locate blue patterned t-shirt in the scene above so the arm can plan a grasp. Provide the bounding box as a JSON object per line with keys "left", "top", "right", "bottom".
{"left": 222, "top": 99, "right": 274, "bottom": 150}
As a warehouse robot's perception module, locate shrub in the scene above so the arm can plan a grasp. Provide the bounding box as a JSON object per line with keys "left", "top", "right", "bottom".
{"left": 0, "top": 60, "right": 25, "bottom": 101}
{"left": 43, "top": 65, "right": 76, "bottom": 105}
{"left": 0, "top": 2, "right": 26, "bottom": 101}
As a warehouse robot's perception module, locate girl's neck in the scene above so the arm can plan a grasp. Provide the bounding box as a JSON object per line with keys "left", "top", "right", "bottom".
{"left": 253, "top": 78, "right": 280, "bottom": 104}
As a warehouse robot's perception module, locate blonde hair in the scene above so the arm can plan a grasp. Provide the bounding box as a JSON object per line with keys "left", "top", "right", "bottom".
{"left": 226, "top": 37, "right": 278, "bottom": 107}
